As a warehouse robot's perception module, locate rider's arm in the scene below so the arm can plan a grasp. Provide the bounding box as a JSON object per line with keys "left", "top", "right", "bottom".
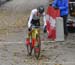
{"left": 28, "top": 10, "right": 34, "bottom": 28}
{"left": 43, "top": 12, "right": 47, "bottom": 33}
{"left": 43, "top": 12, "right": 46, "bottom": 27}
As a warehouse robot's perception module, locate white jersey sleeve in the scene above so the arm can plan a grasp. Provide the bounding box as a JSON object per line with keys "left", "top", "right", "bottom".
{"left": 28, "top": 9, "right": 37, "bottom": 28}
{"left": 28, "top": 10, "right": 33, "bottom": 28}
{"left": 43, "top": 12, "right": 46, "bottom": 26}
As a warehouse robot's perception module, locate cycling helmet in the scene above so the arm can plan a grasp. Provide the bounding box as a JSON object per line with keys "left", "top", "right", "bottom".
{"left": 37, "top": 6, "right": 44, "bottom": 14}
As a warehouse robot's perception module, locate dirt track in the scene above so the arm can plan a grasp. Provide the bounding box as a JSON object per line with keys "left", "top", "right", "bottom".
{"left": 0, "top": 33, "right": 75, "bottom": 65}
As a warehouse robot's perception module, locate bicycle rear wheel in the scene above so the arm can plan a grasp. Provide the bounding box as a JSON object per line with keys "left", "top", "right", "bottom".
{"left": 34, "top": 35, "right": 41, "bottom": 59}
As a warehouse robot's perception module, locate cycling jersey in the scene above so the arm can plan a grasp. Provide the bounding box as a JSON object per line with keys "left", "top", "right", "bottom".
{"left": 28, "top": 9, "right": 46, "bottom": 28}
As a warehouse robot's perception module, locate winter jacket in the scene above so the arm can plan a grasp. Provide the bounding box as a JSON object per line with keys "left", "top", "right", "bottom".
{"left": 52, "top": 0, "right": 69, "bottom": 16}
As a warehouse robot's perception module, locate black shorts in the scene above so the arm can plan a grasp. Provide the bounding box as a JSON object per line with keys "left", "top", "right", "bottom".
{"left": 31, "top": 19, "right": 40, "bottom": 26}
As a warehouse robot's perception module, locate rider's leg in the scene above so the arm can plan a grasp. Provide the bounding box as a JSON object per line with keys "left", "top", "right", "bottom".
{"left": 31, "top": 19, "right": 40, "bottom": 48}
{"left": 32, "top": 30, "right": 36, "bottom": 48}
{"left": 32, "top": 29, "right": 40, "bottom": 48}
{"left": 26, "top": 31, "right": 31, "bottom": 45}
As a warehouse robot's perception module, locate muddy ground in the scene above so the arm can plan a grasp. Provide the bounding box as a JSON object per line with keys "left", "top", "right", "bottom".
{"left": 0, "top": 0, "right": 75, "bottom": 65}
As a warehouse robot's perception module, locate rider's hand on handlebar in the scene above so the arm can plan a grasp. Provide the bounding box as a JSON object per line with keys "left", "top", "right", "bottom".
{"left": 28, "top": 27, "right": 32, "bottom": 31}
{"left": 43, "top": 26, "right": 47, "bottom": 33}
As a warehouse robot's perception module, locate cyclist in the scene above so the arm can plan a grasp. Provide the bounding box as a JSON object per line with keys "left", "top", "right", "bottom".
{"left": 26, "top": 6, "right": 47, "bottom": 48}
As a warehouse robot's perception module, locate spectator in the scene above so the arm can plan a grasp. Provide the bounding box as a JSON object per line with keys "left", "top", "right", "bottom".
{"left": 52, "top": 0, "right": 69, "bottom": 38}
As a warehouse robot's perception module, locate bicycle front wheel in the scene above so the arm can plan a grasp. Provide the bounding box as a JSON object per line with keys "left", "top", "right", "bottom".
{"left": 34, "top": 35, "right": 41, "bottom": 59}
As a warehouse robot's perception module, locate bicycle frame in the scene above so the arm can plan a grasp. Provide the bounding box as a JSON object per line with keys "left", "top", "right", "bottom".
{"left": 31, "top": 28, "right": 40, "bottom": 38}
{"left": 31, "top": 28, "right": 40, "bottom": 48}
{"left": 26, "top": 26, "right": 41, "bottom": 59}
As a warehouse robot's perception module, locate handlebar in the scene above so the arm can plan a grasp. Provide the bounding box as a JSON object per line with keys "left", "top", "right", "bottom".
{"left": 31, "top": 25, "right": 43, "bottom": 29}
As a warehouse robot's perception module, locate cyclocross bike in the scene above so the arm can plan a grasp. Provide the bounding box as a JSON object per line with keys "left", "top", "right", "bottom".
{"left": 26, "top": 25, "right": 41, "bottom": 59}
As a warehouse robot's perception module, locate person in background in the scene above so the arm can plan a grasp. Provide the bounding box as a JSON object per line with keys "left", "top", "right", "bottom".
{"left": 52, "top": 0, "right": 69, "bottom": 38}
